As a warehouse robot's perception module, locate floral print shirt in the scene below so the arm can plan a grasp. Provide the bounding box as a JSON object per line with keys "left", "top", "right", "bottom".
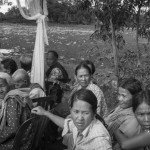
{"left": 0, "top": 98, "right": 31, "bottom": 150}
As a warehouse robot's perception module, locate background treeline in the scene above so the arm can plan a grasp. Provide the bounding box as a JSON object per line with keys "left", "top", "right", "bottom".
{"left": 0, "top": 0, "right": 95, "bottom": 24}
{"left": 0, "top": 0, "right": 149, "bottom": 25}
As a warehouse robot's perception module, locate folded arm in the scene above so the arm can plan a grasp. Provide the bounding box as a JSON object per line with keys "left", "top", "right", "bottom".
{"left": 115, "top": 129, "right": 150, "bottom": 150}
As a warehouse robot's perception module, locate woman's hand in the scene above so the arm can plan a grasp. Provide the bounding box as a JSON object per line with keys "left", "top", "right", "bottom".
{"left": 31, "top": 106, "right": 46, "bottom": 116}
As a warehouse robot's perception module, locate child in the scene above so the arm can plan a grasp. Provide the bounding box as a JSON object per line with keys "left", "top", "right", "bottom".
{"left": 105, "top": 78, "right": 142, "bottom": 149}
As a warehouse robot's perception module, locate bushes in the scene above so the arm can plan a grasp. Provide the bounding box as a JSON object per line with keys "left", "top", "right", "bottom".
{"left": 1, "top": 2, "right": 95, "bottom": 25}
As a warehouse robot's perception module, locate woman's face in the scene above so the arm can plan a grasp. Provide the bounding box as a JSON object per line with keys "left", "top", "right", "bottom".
{"left": 118, "top": 87, "right": 132, "bottom": 109}
{"left": 135, "top": 102, "right": 150, "bottom": 132}
{"left": 0, "top": 79, "right": 9, "bottom": 99}
{"left": 76, "top": 67, "right": 91, "bottom": 88}
{"left": 71, "top": 99, "right": 94, "bottom": 132}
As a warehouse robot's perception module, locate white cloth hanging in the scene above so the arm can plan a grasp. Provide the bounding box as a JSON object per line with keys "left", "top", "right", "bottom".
{"left": 16, "top": 0, "right": 49, "bottom": 88}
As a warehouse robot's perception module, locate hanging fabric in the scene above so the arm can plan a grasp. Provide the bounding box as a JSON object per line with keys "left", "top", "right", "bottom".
{"left": 16, "top": 0, "right": 49, "bottom": 88}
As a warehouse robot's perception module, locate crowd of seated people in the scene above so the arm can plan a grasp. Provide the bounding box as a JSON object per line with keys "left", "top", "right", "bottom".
{"left": 0, "top": 50, "right": 150, "bottom": 150}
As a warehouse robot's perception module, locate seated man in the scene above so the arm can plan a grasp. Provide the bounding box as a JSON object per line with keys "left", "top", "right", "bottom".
{"left": 12, "top": 69, "right": 45, "bottom": 99}
{"left": 45, "top": 50, "right": 69, "bottom": 103}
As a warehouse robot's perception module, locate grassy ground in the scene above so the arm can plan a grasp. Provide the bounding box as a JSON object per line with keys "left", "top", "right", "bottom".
{"left": 0, "top": 23, "right": 149, "bottom": 78}
{"left": 1, "top": 22, "right": 150, "bottom": 109}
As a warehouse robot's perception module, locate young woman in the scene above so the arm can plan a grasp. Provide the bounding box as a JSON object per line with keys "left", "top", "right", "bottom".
{"left": 104, "top": 78, "right": 142, "bottom": 149}
{"left": 72, "top": 63, "right": 108, "bottom": 117}
{"left": 32, "top": 89, "right": 112, "bottom": 150}
{"left": 115, "top": 88, "right": 150, "bottom": 150}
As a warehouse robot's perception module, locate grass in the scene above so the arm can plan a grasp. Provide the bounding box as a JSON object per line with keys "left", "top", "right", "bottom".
{"left": 0, "top": 22, "right": 150, "bottom": 110}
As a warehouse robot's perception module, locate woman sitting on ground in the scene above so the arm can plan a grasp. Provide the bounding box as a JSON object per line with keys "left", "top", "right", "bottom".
{"left": 115, "top": 88, "right": 150, "bottom": 150}
{"left": 32, "top": 89, "right": 112, "bottom": 150}
{"left": 104, "top": 78, "right": 142, "bottom": 149}
{"left": 81, "top": 60, "right": 97, "bottom": 83}
{"left": 71, "top": 63, "right": 108, "bottom": 118}
{"left": 71, "top": 60, "right": 96, "bottom": 89}
{"left": 0, "top": 72, "right": 32, "bottom": 150}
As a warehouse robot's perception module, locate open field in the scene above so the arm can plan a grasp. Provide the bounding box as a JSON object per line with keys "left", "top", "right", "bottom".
{"left": 1, "top": 23, "right": 150, "bottom": 111}
{"left": 0, "top": 23, "right": 150, "bottom": 80}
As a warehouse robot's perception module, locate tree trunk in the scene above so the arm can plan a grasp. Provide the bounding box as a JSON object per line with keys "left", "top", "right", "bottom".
{"left": 110, "top": 18, "right": 119, "bottom": 80}
{"left": 135, "top": 8, "right": 141, "bottom": 67}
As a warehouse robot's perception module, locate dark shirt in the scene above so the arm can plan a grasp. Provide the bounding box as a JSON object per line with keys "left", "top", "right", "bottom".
{"left": 46, "top": 62, "right": 69, "bottom": 83}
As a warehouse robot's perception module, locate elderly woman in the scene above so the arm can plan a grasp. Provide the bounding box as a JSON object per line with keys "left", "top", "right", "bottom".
{"left": 12, "top": 69, "right": 45, "bottom": 99}
{"left": 71, "top": 63, "right": 108, "bottom": 118}
{"left": 32, "top": 89, "right": 112, "bottom": 150}
{"left": 0, "top": 72, "right": 32, "bottom": 150}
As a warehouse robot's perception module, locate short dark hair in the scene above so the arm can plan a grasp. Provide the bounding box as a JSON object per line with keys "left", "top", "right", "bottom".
{"left": 20, "top": 54, "right": 32, "bottom": 71}
{"left": 1, "top": 58, "right": 18, "bottom": 75}
{"left": 70, "top": 89, "right": 97, "bottom": 114}
{"left": 80, "top": 60, "right": 95, "bottom": 75}
{"left": 75, "top": 63, "right": 91, "bottom": 76}
{"left": 119, "top": 78, "right": 142, "bottom": 96}
{"left": 48, "top": 50, "right": 58, "bottom": 59}
{"left": 132, "top": 89, "right": 150, "bottom": 112}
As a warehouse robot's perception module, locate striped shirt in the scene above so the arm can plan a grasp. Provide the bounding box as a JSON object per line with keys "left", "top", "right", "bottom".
{"left": 62, "top": 118, "right": 112, "bottom": 150}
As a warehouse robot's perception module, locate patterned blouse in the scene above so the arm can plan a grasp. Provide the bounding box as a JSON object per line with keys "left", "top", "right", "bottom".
{"left": 0, "top": 98, "right": 31, "bottom": 150}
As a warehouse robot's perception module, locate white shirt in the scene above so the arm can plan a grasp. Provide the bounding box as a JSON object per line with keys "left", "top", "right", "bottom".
{"left": 62, "top": 118, "right": 112, "bottom": 150}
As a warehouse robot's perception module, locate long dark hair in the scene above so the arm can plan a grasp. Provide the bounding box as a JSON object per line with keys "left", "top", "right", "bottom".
{"left": 119, "top": 78, "right": 142, "bottom": 96}
{"left": 70, "top": 89, "right": 97, "bottom": 114}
